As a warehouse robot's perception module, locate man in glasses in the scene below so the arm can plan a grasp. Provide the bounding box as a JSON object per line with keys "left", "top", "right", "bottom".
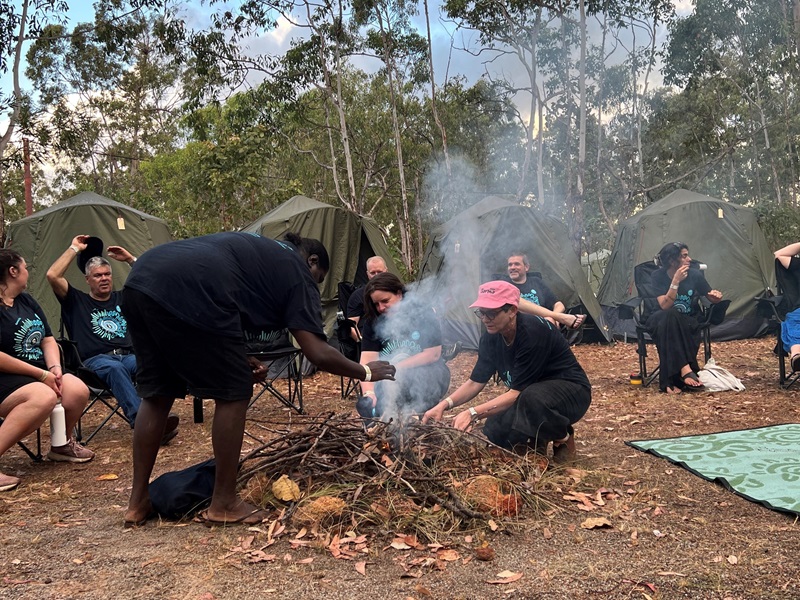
{"left": 422, "top": 281, "right": 592, "bottom": 463}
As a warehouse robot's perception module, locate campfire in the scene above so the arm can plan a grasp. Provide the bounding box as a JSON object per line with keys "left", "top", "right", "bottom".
{"left": 237, "top": 413, "right": 551, "bottom": 537}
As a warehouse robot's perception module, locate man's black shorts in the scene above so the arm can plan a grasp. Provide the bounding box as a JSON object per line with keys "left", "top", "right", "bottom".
{"left": 122, "top": 287, "right": 252, "bottom": 401}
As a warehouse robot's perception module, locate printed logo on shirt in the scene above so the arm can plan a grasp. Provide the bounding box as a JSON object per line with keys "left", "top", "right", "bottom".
{"left": 675, "top": 289, "right": 693, "bottom": 314}
{"left": 90, "top": 307, "right": 128, "bottom": 340}
{"left": 501, "top": 370, "right": 512, "bottom": 387}
{"left": 382, "top": 336, "right": 423, "bottom": 361}
{"left": 245, "top": 330, "right": 283, "bottom": 344}
{"left": 13, "top": 316, "right": 45, "bottom": 362}
{"left": 521, "top": 290, "right": 541, "bottom": 306}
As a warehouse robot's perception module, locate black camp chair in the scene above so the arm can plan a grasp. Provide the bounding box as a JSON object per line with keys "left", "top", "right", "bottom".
{"left": 58, "top": 338, "right": 128, "bottom": 444}
{"left": 754, "top": 258, "right": 800, "bottom": 389}
{"left": 336, "top": 281, "right": 362, "bottom": 399}
{"left": 0, "top": 418, "right": 42, "bottom": 462}
{"left": 618, "top": 260, "right": 730, "bottom": 387}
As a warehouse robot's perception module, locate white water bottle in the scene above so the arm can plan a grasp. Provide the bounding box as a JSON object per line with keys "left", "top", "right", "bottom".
{"left": 50, "top": 403, "right": 67, "bottom": 447}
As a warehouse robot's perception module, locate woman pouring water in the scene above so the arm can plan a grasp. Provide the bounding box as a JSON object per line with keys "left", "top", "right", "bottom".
{"left": 422, "top": 281, "right": 591, "bottom": 463}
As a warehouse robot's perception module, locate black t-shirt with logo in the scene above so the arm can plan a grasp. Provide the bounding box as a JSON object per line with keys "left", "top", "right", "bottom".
{"left": 59, "top": 286, "right": 132, "bottom": 360}
{"left": 124, "top": 232, "right": 325, "bottom": 339}
{"left": 651, "top": 267, "right": 711, "bottom": 316}
{"left": 470, "top": 313, "right": 590, "bottom": 391}
{"left": 360, "top": 302, "right": 442, "bottom": 361}
{"left": 0, "top": 293, "right": 53, "bottom": 368}
{"left": 506, "top": 275, "right": 557, "bottom": 310}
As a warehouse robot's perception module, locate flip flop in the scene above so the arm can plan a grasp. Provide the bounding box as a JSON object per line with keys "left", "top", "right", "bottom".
{"left": 123, "top": 508, "right": 156, "bottom": 529}
{"left": 681, "top": 371, "right": 705, "bottom": 391}
{"left": 568, "top": 314, "right": 586, "bottom": 329}
{"left": 197, "top": 508, "right": 267, "bottom": 527}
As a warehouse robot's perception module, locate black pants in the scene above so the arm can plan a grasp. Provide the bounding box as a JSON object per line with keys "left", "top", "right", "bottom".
{"left": 646, "top": 309, "right": 701, "bottom": 391}
{"left": 482, "top": 379, "right": 591, "bottom": 450}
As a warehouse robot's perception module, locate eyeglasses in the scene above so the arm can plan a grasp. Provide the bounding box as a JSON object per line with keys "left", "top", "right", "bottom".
{"left": 473, "top": 308, "right": 505, "bottom": 320}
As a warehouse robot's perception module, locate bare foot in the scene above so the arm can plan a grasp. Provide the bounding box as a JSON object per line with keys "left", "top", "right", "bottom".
{"left": 200, "top": 500, "right": 268, "bottom": 525}
{"left": 664, "top": 386, "right": 682, "bottom": 394}
{"left": 124, "top": 499, "right": 154, "bottom": 527}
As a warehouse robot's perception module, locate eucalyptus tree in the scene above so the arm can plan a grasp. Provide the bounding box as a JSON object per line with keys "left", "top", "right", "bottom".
{"left": 25, "top": 3, "right": 182, "bottom": 202}
{"left": 663, "top": 0, "right": 800, "bottom": 206}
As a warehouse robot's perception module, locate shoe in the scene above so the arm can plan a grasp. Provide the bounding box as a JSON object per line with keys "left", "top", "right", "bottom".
{"left": 0, "top": 473, "right": 20, "bottom": 492}
{"left": 552, "top": 433, "right": 576, "bottom": 465}
{"left": 791, "top": 353, "right": 800, "bottom": 373}
{"left": 160, "top": 413, "right": 180, "bottom": 446}
{"left": 442, "top": 341, "right": 462, "bottom": 363}
{"left": 47, "top": 438, "right": 96, "bottom": 463}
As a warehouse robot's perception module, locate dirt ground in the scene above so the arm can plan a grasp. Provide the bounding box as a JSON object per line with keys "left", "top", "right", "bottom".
{"left": 0, "top": 336, "right": 798, "bottom": 600}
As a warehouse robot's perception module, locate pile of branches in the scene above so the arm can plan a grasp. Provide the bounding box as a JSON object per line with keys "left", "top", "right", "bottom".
{"left": 237, "top": 412, "right": 550, "bottom": 533}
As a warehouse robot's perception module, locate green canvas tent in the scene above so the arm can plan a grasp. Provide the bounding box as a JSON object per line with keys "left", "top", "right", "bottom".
{"left": 417, "top": 196, "right": 612, "bottom": 349}
{"left": 596, "top": 189, "right": 775, "bottom": 340}
{"left": 242, "top": 195, "right": 400, "bottom": 337}
{"left": 5, "top": 191, "right": 173, "bottom": 330}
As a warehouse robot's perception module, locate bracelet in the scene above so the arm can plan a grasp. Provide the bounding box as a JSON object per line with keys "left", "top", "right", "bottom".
{"left": 669, "top": 284, "right": 679, "bottom": 290}
{"left": 363, "top": 364, "right": 372, "bottom": 382}
{"left": 69, "top": 245, "right": 80, "bottom": 254}
{"left": 468, "top": 407, "right": 479, "bottom": 421}
{"left": 39, "top": 370, "right": 49, "bottom": 382}
{"left": 47, "top": 365, "right": 61, "bottom": 371}
{"left": 444, "top": 397, "right": 454, "bottom": 409}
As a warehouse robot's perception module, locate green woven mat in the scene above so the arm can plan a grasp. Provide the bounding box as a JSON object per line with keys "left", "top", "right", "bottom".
{"left": 626, "top": 423, "right": 800, "bottom": 517}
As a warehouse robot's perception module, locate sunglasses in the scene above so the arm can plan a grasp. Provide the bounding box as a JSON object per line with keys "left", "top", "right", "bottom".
{"left": 473, "top": 307, "right": 506, "bottom": 320}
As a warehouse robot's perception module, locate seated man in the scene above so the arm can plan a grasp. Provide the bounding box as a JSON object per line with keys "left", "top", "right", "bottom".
{"left": 345, "top": 256, "right": 388, "bottom": 341}
{"left": 505, "top": 252, "right": 585, "bottom": 330}
{"left": 46, "top": 235, "right": 179, "bottom": 444}
{"left": 774, "top": 242, "right": 800, "bottom": 371}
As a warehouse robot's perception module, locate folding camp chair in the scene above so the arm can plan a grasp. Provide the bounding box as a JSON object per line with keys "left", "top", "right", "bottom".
{"left": 754, "top": 258, "right": 800, "bottom": 389}
{"left": 336, "top": 281, "right": 362, "bottom": 399}
{"left": 0, "top": 417, "right": 42, "bottom": 461}
{"left": 58, "top": 338, "right": 128, "bottom": 444}
{"left": 618, "top": 260, "right": 730, "bottom": 387}
{"left": 192, "top": 336, "right": 305, "bottom": 427}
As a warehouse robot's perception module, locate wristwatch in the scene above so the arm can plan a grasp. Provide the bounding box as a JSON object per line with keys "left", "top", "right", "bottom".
{"left": 468, "top": 407, "right": 479, "bottom": 421}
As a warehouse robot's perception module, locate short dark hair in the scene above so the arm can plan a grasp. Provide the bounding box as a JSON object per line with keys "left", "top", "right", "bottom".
{"left": 657, "top": 242, "right": 688, "bottom": 269}
{"left": 508, "top": 252, "right": 529, "bottom": 268}
{"left": 284, "top": 232, "right": 330, "bottom": 271}
{"left": 363, "top": 272, "right": 405, "bottom": 320}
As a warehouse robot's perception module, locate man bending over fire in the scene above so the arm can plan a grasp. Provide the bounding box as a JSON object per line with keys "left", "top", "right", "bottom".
{"left": 422, "top": 281, "right": 591, "bottom": 463}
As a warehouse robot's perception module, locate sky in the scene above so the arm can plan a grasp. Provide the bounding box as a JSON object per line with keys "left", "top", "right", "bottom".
{"left": 1, "top": 0, "right": 695, "bottom": 141}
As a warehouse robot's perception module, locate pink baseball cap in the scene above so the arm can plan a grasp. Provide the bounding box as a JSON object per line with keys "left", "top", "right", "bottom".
{"left": 469, "top": 280, "right": 521, "bottom": 309}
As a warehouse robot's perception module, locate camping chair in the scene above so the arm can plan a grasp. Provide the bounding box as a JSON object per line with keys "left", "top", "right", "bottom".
{"left": 192, "top": 334, "right": 305, "bottom": 426}
{"left": 754, "top": 258, "right": 800, "bottom": 389}
{"left": 618, "top": 260, "right": 730, "bottom": 387}
{"left": 0, "top": 418, "right": 42, "bottom": 462}
{"left": 336, "top": 281, "right": 362, "bottom": 399}
{"left": 58, "top": 338, "right": 128, "bottom": 444}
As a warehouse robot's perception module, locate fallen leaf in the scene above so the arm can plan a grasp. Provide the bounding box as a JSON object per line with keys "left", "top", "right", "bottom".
{"left": 296, "top": 557, "right": 314, "bottom": 564}
{"left": 390, "top": 540, "right": 412, "bottom": 550}
{"left": 580, "top": 517, "right": 612, "bottom": 530}
{"left": 437, "top": 549, "right": 460, "bottom": 562}
{"left": 657, "top": 571, "right": 686, "bottom": 577}
{"left": 355, "top": 561, "right": 366, "bottom": 576}
{"left": 295, "top": 528, "right": 307, "bottom": 539}
{"left": 95, "top": 473, "right": 118, "bottom": 481}
{"left": 727, "top": 555, "right": 738, "bottom": 565}
{"left": 488, "top": 519, "right": 499, "bottom": 531}
{"left": 475, "top": 546, "right": 495, "bottom": 561}
{"left": 272, "top": 475, "right": 301, "bottom": 502}
{"left": 542, "top": 527, "right": 553, "bottom": 540}
{"left": 487, "top": 571, "right": 523, "bottom": 584}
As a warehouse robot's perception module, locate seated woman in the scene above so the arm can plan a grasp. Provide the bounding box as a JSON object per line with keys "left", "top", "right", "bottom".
{"left": 774, "top": 242, "right": 800, "bottom": 372}
{"left": 646, "top": 242, "right": 724, "bottom": 393}
{"left": 422, "top": 281, "right": 591, "bottom": 462}
{"left": 0, "top": 249, "right": 94, "bottom": 492}
{"left": 357, "top": 273, "right": 450, "bottom": 420}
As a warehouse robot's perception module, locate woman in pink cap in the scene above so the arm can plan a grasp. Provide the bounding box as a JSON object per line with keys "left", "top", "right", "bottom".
{"left": 422, "top": 280, "right": 591, "bottom": 462}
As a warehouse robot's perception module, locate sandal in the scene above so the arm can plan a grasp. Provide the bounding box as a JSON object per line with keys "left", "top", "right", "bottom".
{"left": 681, "top": 371, "right": 705, "bottom": 391}
{"left": 196, "top": 508, "right": 268, "bottom": 527}
{"left": 791, "top": 354, "right": 800, "bottom": 373}
{"left": 568, "top": 314, "right": 586, "bottom": 330}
